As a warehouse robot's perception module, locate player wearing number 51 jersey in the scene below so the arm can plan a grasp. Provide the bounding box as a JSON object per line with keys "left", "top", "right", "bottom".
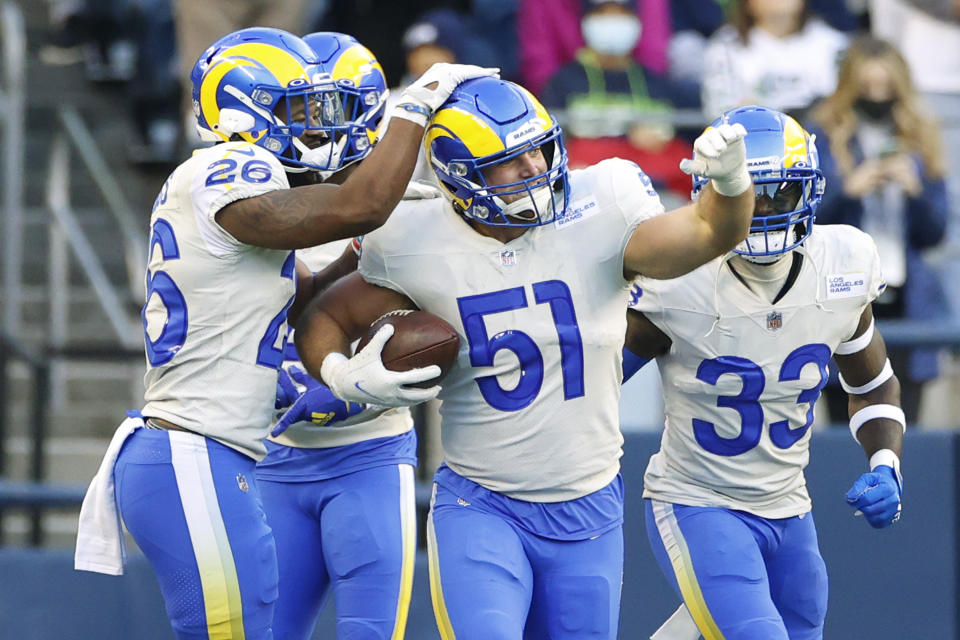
{"left": 74, "top": 26, "right": 496, "bottom": 640}
{"left": 293, "top": 77, "right": 754, "bottom": 639}
{"left": 628, "top": 106, "right": 906, "bottom": 640}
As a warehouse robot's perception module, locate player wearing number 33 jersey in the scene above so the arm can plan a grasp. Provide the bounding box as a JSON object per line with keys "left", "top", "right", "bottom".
{"left": 293, "top": 77, "right": 755, "bottom": 639}
{"left": 629, "top": 106, "right": 906, "bottom": 640}
{"left": 73, "top": 27, "right": 496, "bottom": 640}
{"left": 637, "top": 216, "right": 884, "bottom": 518}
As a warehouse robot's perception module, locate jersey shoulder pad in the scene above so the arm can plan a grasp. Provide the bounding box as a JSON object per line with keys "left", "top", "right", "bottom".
{"left": 631, "top": 256, "right": 722, "bottom": 314}
{"left": 808, "top": 224, "right": 885, "bottom": 301}
{"left": 809, "top": 224, "right": 877, "bottom": 270}
{"left": 189, "top": 141, "right": 285, "bottom": 171}
{"left": 187, "top": 141, "right": 289, "bottom": 203}
{"left": 590, "top": 157, "right": 665, "bottom": 226}
{"left": 357, "top": 198, "right": 449, "bottom": 288}
{"left": 184, "top": 142, "right": 290, "bottom": 254}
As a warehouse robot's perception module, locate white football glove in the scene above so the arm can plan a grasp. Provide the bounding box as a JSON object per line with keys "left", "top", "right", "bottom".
{"left": 402, "top": 180, "right": 442, "bottom": 200}
{"left": 680, "top": 122, "right": 752, "bottom": 197}
{"left": 392, "top": 62, "right": 500, "bottom": 127}
{"left": 319, "top": 324, "right": 442, "bottom": 407}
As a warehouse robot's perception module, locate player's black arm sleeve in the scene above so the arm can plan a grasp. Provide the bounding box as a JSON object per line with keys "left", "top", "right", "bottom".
{"left": 216, "top": 118, "right": 425, "bottom": 249}
{"left": 834, "top": 305, "right": 904, "bottom": 458}
{"left": 294, "top": 272, "right": 417, "bottom": 382}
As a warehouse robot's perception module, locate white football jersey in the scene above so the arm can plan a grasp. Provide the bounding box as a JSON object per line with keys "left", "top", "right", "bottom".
{"left": 360, "top": 158, "right": 664, "bottom": 501}
{"left": 634, "top": 225, "right": 884, "bottom": 517}
{"left": 141, "top": 142, "right": 296, "bottom": 460}
{"left": 701, "top": 20, "right": 848, "bottom": 118}
{"left": 267, "top": 237, "right": 414, "bottom": 449}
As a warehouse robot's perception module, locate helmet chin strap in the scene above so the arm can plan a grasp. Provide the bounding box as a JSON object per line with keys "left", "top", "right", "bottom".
{"left": 735, "top": 229, "right": 790, "bottom": 264}
{"left": 738, "top": 251, "right": 788, "bottom": 265}
{"left": 293, "top": 135, "right": 348, "bottom": 175}
{"left": 495, "top": 184, "right": 554, "bottom": 222}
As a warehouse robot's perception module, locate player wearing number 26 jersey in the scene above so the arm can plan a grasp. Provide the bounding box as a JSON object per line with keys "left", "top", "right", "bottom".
{"left": 293, "top": 77, "right": 755, "bottom": 639}
{"left": 74, "top": 27, "right": 495, "bottom": 640}
{"left": 629, "top": 106, "right": 906, "bottom": 640}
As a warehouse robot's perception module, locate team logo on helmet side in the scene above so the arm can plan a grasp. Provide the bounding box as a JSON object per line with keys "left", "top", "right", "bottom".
{"left": 191, "top": 28, "right": 363, "bottom": 173}
{"left": 425, "top": 77, "right": 570, "bottom": 228}
{"left": 302, "top": 32, "right": 389, "bottom": 172}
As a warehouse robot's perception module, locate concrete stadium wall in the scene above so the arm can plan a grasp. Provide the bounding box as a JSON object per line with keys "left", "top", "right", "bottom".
{"left": 0, "top": 430, "right": 956, "bottom": 639}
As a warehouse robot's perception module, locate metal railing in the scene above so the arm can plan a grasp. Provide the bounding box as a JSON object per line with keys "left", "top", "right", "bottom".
{"left": 1, "top": 320, "right": 958, "bottom": 547}
{"left": 1, "top": 2, "right": 25, "bottom": 337}
{"left": 46, "top": 112, "right": 144, "bottom": 350}
{"left": 0, "top": 332, "right": 50, "bottom": 546}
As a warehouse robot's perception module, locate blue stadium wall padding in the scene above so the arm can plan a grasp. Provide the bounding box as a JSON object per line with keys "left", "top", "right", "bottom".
{"left": 0, "top": 431, "right": 956, "bottom": 639}
{"left": 619, "top": 429, "right": 959, "bottom": 639}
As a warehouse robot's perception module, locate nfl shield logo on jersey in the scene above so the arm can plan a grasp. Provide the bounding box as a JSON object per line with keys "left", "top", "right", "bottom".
{"left": 499, "top": 249, "right": 517, "bottom": 268}
{"left": 766, "top": 311, "right": 783, "bottom": 331}
{"left": 236, "top": 474, "right": 249, "bottom": 492}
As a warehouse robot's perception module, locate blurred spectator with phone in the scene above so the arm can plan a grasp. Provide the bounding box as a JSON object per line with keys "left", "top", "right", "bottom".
{"left": 808, "top": 35, "right": 950, "bottom": 424}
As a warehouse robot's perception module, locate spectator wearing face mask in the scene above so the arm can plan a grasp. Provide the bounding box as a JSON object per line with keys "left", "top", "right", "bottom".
{"left": 540, "top": 0, "right": 699, "bottom": 202}
{"left": 808, "top": 35, "right": 949, "bottom": 425}
{"left": 517, "top": 0, "right": 671, "bottom": 97}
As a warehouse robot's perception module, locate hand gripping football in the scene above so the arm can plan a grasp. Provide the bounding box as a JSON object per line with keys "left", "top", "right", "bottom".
{"left": 355, "top": 310, "right": 461, "bottom": 388}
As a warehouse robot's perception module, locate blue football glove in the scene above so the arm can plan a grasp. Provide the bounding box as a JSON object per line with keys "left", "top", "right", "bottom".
{"left": 845, "top": 465, "right": 902, "bottom": 529}
{"left": 272, "top": 365, "right": 366, "bottom": 437}
{"left": 275, "top": 366, "right": 301, "bottom": 410}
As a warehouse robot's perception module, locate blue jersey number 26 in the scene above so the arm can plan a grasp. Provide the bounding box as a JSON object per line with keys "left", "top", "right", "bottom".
{"left": 693, "top": 344, "right": 831, "bottom": 456}
{"left": 457, "top": 280, "right": 584, "bottom": 412}
{"left": 142, "top": 218, "right": 294, "bottom": 371}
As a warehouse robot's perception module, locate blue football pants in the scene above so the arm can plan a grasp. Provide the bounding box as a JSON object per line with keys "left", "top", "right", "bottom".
{"left": 645, "top": 499, "right": 828, "bottom": 640}
{"left": 114, "top": 428, "right": 278, "bottom": 640}
{"left": 428, "top": 483, "right": 624, "bottom": 640}
{"left": 258, "top": 464, "right": 417, "bottom": 640}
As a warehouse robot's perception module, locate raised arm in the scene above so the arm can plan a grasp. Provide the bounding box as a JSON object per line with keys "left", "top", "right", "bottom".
{"left": 217, "top": 63, "right": 497, "bottom": 250}
{"left": 623, "top": 123, "right": 753, "bottom": 280}
{"left": 833, "top": 305, "right": 905, "bottom": 529}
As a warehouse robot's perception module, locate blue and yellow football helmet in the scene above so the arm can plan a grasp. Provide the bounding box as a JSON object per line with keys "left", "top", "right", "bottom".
{"left": 692, "top": 105, "right": 825, "bottom": 262}
{"left": 302, "top": 32, "right": 388, "bottom": 173}
{"left": 425, "top": 77, "right": 569, "bottom": 227}
{"left": 191, "top": 27, "right": 352, "bottom": 173}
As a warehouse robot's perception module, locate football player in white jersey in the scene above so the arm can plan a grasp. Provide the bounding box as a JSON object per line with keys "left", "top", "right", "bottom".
{"left": 74, "top": 27, "right": 496, "bottom": 639}
{"left": 288, "top": 76, "right": 754, "bottom": 639}
{"left": 251, "top": 32, "right": 430, "bottom": 640}
{"left": 625, "top": 106, "right": 905, "bottom": 640}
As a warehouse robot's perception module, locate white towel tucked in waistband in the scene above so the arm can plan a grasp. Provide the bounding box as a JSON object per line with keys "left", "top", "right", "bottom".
{"left": 74, "top": 413, "right": 143, "bottom": 575}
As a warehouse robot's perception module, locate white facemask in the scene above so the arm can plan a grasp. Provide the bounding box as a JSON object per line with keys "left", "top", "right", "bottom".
{"left": 581, "top": 14, "right": 642, "bottom": 56}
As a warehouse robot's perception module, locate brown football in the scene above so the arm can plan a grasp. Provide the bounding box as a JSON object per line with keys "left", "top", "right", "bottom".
{"left": 355, "top": 310, "right": 461, "bottom": 388}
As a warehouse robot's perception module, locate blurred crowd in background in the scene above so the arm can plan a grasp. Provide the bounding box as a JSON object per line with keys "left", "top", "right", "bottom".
{"left": 37, "top": 0, "right": 960, "bottom": 427}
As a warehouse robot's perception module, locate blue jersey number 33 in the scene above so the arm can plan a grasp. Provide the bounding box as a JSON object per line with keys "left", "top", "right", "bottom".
{"left": 694, "top": 344, "right": 831, "bottom": 456}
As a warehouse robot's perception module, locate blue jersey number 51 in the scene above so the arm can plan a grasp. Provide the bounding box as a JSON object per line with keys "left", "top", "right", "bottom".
{"left": 457, "top": 280, "right": 584, "bottom": 412}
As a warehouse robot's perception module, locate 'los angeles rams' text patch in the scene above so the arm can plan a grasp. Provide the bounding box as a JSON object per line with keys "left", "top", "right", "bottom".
{"left": 555, "top": 196, "right": 599, "bottom": 230}
{"left": 825, "top": 272, "right": 867, "bottom": 299}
